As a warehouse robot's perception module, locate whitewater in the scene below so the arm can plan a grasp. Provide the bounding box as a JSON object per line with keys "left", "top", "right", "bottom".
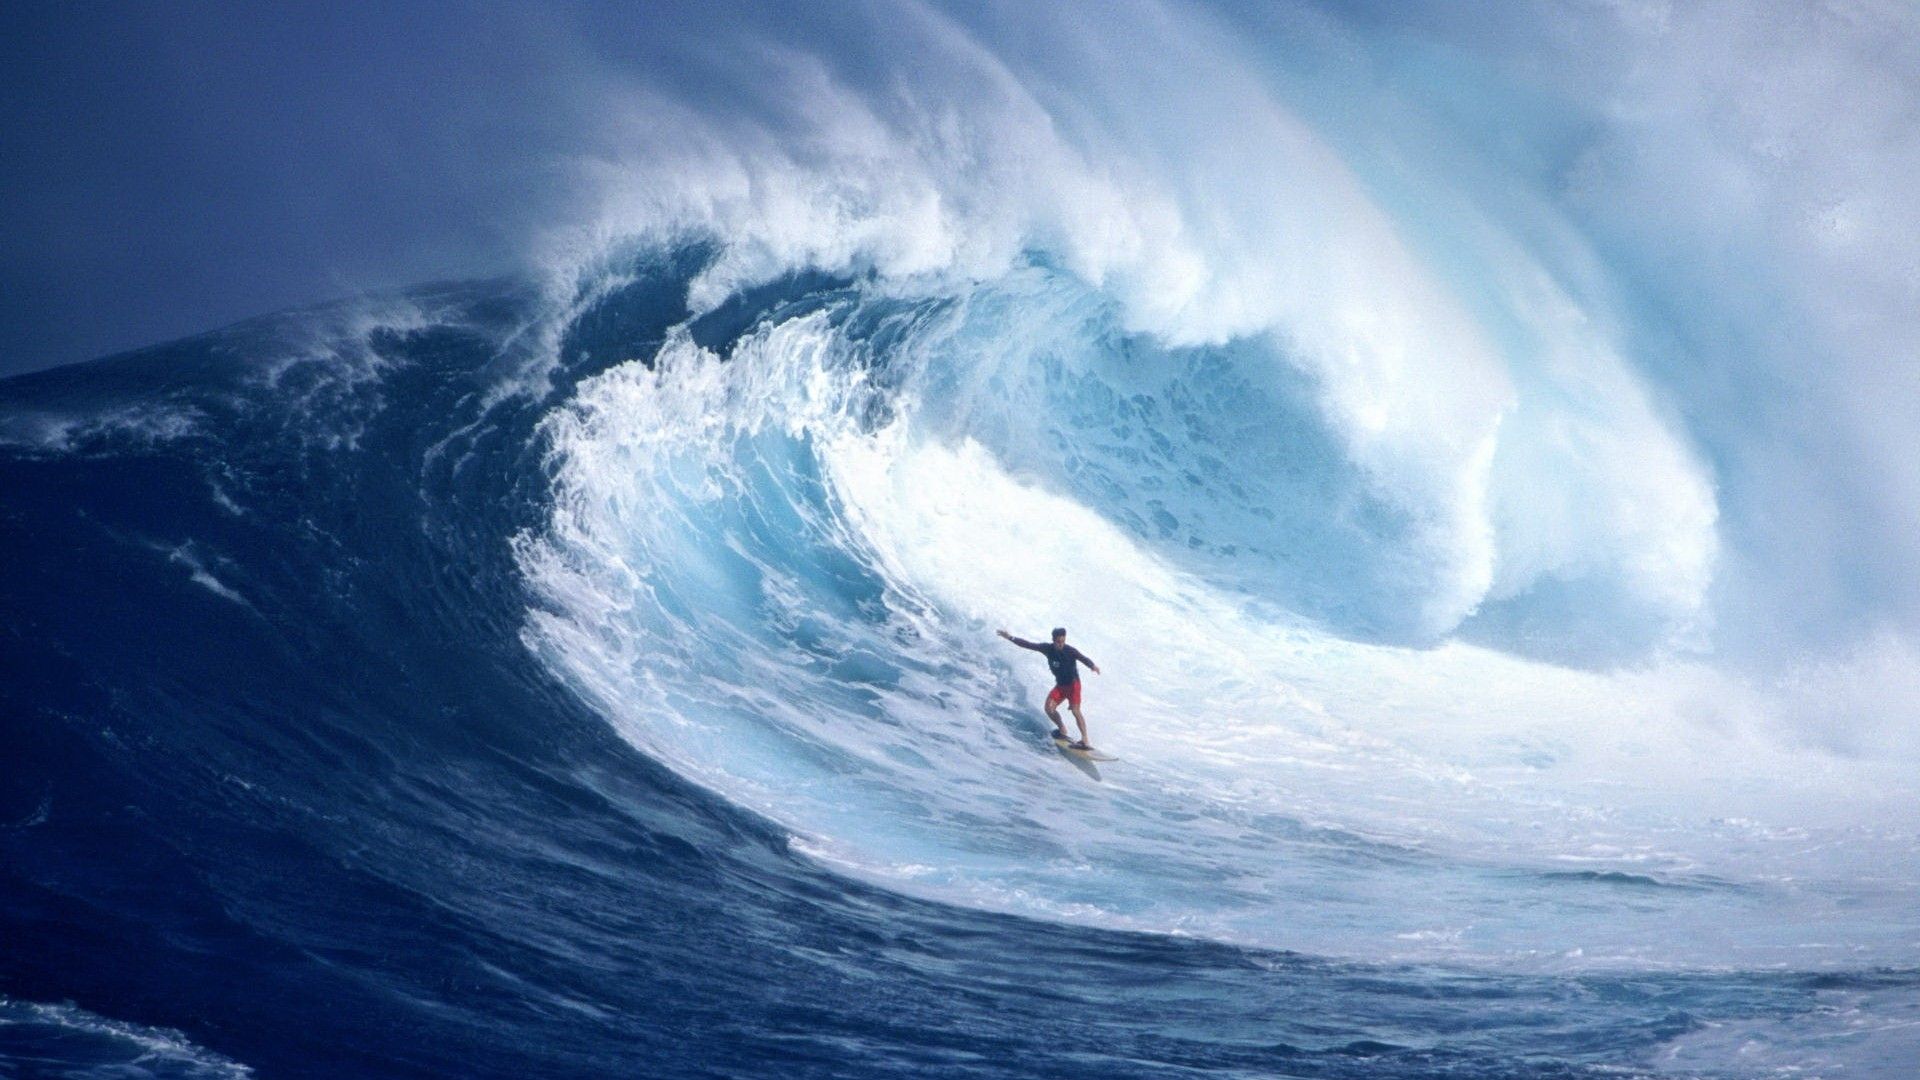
{"left": 5, "top": 2, "right": 1919, "bottom": 1077}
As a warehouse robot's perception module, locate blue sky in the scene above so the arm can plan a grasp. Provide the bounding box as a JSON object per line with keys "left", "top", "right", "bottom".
{"left": 0, "top": 0, "right": 902, "bottom": 376}
{"left": 1, "top": 2, "right": 582, "bottom": 374}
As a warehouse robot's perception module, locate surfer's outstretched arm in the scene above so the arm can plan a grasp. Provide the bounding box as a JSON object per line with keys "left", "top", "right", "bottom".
{"left": 996, "top": 629, "right": 1048, "bottom": 652}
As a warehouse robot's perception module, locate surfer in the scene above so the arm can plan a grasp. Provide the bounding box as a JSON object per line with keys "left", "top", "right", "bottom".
{"left": 997, "top": 627, "right": 1101, "bottom": 749}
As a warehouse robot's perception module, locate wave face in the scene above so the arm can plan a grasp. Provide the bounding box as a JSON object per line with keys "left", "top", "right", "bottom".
{"left": 6, "top": 3, "right": 1920, "bottom": 1078}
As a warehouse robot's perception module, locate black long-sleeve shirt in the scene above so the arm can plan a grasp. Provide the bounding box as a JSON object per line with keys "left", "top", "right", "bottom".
{"left": 1010, "top": 637, "right": 1095, "bottom": 688}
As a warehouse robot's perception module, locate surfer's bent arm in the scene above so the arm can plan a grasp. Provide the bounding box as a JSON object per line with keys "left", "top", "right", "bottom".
{"left": 1072, "top": 647, "right": 1101, "bottom": 675}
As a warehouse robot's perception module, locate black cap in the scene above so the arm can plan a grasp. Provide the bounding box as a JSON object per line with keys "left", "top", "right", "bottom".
{"left": 1051, "top": 627, "right": 1067, "bottom": 638}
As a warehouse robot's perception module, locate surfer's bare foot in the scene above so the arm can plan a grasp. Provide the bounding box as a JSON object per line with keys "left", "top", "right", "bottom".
{"left": 1070, "top": 740, "right": 1091, "bottom": 750}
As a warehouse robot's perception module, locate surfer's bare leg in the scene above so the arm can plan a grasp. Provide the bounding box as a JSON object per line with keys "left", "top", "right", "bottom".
{"left": 1068, "top": 703, "right": 1090, "bottom": 747}
{"left": 1045, "top": 703, "right": 1069, "bottom": 738}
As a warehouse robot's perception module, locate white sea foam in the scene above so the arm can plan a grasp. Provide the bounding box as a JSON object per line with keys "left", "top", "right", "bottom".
{"left": 0, "top": 997, "right": 253, "bottom": 1079}
{"left": 168, "top": 546, "right": 251, "bottom": 607}
{"left": 0, "top": 402, "right": 203, "bottom": 453}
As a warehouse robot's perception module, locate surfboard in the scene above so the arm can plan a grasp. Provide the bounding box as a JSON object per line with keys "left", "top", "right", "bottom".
{"left": 1052, "top": 735, "right": 1118, "bottom": 762}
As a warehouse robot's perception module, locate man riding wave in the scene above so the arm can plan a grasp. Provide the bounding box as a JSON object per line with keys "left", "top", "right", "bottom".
{"left": 997, "top": 626, "right": 1101, "bottom": 749}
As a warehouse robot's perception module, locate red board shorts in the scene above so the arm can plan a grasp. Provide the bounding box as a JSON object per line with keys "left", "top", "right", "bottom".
{"left": 1046, "top": 681, "right": 1083, "bottom": 709}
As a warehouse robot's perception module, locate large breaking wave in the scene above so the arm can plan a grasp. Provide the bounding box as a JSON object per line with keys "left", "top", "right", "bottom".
{"left": 504, "top": 0, "right": 1917, "bottom": 966}
{"left": 511, "top": 248, "right": 1913, "bottom": 968}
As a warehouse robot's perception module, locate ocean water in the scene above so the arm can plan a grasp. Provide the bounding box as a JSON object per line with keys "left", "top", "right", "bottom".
{"left": 5, "top": 3, "right": 1919, "bottom": 1077}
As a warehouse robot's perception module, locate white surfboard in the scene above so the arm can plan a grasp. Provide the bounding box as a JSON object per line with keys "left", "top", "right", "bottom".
{"left": 1051, "top": 734, "right": 1118, "bottom": 762}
